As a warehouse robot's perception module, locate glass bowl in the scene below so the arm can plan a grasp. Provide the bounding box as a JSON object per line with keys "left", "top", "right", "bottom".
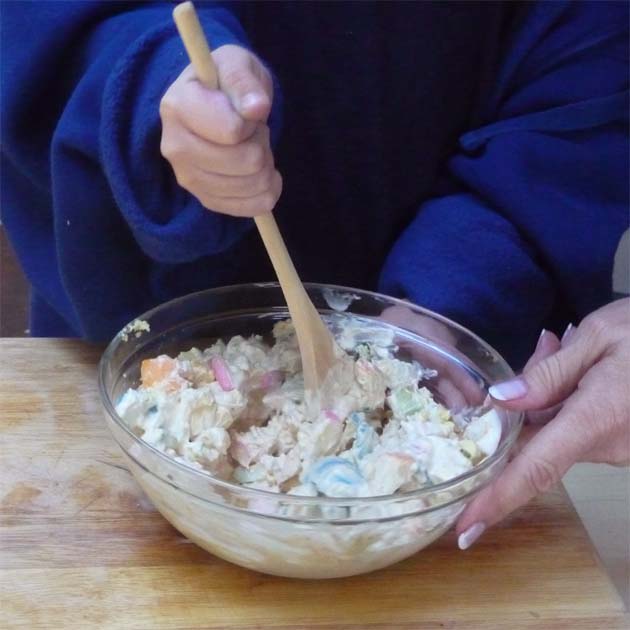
{"left": 99, "top": 283, "right": 522, "bottom": 579}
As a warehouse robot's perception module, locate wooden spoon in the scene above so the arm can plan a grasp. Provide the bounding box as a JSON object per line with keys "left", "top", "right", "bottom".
{"left": 173, "top": 1, "right": 336, "bottom": 393}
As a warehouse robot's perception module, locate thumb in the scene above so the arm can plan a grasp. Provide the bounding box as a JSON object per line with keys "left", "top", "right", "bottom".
{"left": 213, "top": 45, "right": 272, "bottom": 122}
{"left": 456, "top": 402, "right": 586, "bottom": 545}
{"left": 488, "top": 327, "right": 598, "bottom": 411}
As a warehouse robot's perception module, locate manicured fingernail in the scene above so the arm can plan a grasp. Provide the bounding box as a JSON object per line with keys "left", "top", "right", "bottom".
{"left": 458, "top": 522, "right": 486, "bottom": 550}
{"left": 489, "top": 377, "right": 528, "bottom": 401}
{"left": 535, "top": 328, "right": 547, "bottom": 351}
{"left": 561, "top": 323, "right": 575, "bottom": 345}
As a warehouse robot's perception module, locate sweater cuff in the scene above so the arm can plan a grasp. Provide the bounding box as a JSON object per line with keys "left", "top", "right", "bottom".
{"left": 100, "top": 10, "right": 278, "bottom": 264}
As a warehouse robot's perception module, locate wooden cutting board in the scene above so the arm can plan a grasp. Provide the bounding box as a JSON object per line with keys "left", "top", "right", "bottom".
{"left": 1, "top": 339, "right": 627, "bottom": 629}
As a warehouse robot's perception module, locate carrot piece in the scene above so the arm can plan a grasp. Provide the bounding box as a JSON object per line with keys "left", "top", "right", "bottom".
{"left": 140, "top": 356, "right": 179, "bottom": 388}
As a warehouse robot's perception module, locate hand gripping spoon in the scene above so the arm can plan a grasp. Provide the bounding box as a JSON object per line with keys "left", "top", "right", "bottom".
{"left": 173, "top": 2, "right": 337, "bottom": 399}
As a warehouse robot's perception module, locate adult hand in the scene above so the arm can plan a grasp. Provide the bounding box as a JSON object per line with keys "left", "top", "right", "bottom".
{"left": 160, "top": 45, "right": 281, "bottom": 216}
{"left": 457, "top": 298, "right": 630, "bottom": 550}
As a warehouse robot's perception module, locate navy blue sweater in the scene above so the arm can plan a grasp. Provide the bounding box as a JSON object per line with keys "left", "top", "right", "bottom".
{"left": 1, "top": 1, "right": 628, "bottom": 366}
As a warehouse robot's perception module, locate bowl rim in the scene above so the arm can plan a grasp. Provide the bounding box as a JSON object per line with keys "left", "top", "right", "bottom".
{"left": 98, "top": 281, "right": 523, "bottom": 507}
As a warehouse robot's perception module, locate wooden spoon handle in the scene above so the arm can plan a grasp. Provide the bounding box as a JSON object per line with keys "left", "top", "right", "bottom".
{"left": 253, "top": 213, "right": 309, "bottom": 303}
{"left": 173, "top": 2, "right": 218, "bottom": 89}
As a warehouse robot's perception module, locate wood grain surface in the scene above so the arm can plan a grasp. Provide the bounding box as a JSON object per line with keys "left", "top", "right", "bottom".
{"left": 1, "top": 339, "right": 627, "bottom": 629}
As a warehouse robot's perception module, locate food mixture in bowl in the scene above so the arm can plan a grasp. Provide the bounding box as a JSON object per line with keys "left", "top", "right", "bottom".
{"left": 116, "top": 316, "right": 501, "bottom": 498}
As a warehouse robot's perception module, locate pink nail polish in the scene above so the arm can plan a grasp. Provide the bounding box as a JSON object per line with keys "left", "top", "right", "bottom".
{"left": 561, "top": 323, "right": 575, "bottom": 345}
{"left": 458, "top": 522, "right": 486, "bottom": 550}
{"left": 489, "top": 377, "right": 528, "bottom": 401}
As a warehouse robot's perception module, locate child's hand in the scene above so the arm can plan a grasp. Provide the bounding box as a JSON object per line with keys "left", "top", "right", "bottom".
{"left": 160, "top": 45, "right": 281, "bottom": 217}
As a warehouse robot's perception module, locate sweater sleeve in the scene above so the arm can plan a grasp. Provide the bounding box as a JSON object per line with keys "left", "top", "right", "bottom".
{"left": 1, "top": 2, "right": 282, "bottom": 265}
{"left": 378, "top": 1, "right": 629, "bottom": 367}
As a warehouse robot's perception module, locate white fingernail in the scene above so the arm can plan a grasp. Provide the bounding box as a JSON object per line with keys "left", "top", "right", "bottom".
{"left": 458, "top": 522, "right": 486, "bottom": 550}
{"left": 561, "top": 323, "right": 575, "bottom": 344}
{"left": 535, "top": 328, "right": 547, "bottom": 351}
{"left": 489, "top": 377, "right": 528, "bottom": 401}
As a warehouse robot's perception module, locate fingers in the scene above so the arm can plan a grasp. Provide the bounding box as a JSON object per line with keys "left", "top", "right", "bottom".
{"left": 456, "top": 397, "right": 588, "bottom": 540}
{"left": 189, "top": 164, "right": 276, "bottom": 199}
{"left": 489, "top": 324, "right": 603, "bottom": 411}
{"left": 159, "top": 47, "right": 279, "bottom": 217}
{"left": 523, "top": 329, "right": 561, "bottom": 372}
{"left": 576, "top": 355, "right": 630, "bottom": 466}
{"left": 213, "top": 44, "right": 273, "bottom": 121}
{"left": 521, "top": 329, "right": 562, "bottom": 426}
{"left": 194, "top": 170, "right": 282, "bottom": 217}
{"left": 161, "top": 122, "right": 281, "bottom": 215}
{"left": 162, "top": 124, "right": 272, "bottom": 177}
{"left": 457, "top": 299, "right": 630, "bottom": 549}
{"left": 160, "top": 66, "right": 257, "bottom": 145}
{"left": 525, "top": 404, "right": 562, "bottom": 425}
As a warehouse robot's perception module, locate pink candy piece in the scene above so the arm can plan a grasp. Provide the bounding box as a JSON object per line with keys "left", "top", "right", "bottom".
{"left": 324, "top": 410, "right": 341, "bottom": 423}
{"left": 210, "top": 356, "right": 234, "bottom": 391}
{"left": 260, "top": 370, "right": 283, "bottom": 390}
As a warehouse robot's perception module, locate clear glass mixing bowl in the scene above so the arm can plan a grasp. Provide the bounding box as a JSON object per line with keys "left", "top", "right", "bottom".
{"left": 99, "top": 283, "right": 522, "bottom": 578}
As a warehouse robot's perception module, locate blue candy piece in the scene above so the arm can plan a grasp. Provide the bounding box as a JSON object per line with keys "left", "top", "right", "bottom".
{"left": 306, "top": 457, "right": 367, "bottom": 498}
{"left": 350, "top": 412, "right": 378, "bottom": 459}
